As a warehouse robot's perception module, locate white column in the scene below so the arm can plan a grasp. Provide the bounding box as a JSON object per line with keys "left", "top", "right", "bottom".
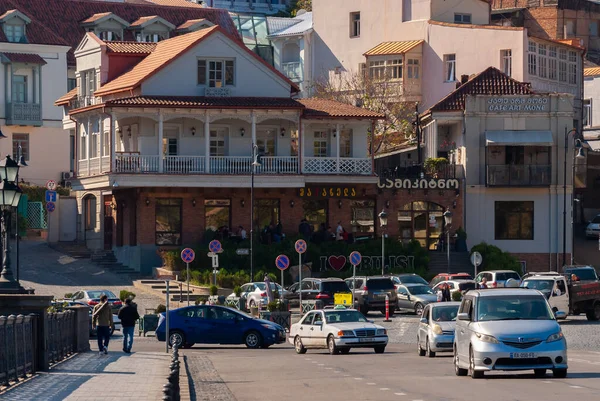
{"left": 86, "top": 117, "right": 91, "bottom": 176}
{"left": 300, "top": 121, "right": 306, "bottom": 173}
{"left": 158, "top": 111, "right": 164, "bottom": 173}
{"left": 100, "top": 118, "right": 104, "bottom": 172}
{"left": 251, "top": 111, "right": 257, "bottom": 149}
{"left": 204, "top": 111, "right": 210, "bottom": 173}
{"left": 110, "top": 113, "right": 116, "bottom": 172}
{"left": 335, "top": 123, "right": 340, "bottom": 173}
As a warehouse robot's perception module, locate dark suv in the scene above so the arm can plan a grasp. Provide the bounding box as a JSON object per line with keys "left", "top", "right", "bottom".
{"left": 284, "top": 278, "right": 351, "bottom": 307}
{"left": 346, "top": 276, "right": 397, "bottom": 316}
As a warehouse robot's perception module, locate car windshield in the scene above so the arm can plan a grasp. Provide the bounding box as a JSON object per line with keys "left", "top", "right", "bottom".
{"left": 366, "top": 279, "right": 394, "bottom": 290}
{"left": 591, "top": 216, "right": 600, "bottom": 224}
{"left": 321, "top": 281, "right": 351, "bottom": 293}
{"left": 477, "top": 296, "right": 554, "bottom": 321}
{"left": 408, "top": 285, "right": 434, "bottom": 295}
{"left": 398, "top": 275, "right": 428, "bottom": 284}
{"left": 324, "top": 310, "right": 368, "bottom": 323}
{"left": 521, "top": 280, "right": 554, "bottom": 292}
{"left": 566, "top": 268, "right": 598, "bottom": 281}
{"left": 87, "top": 290, "right": 117, "bottom": 299}
{"left": 255, "top": 283, "right": 281, "bottom": 291}
{"left": 496, "top": 272, "right": 521, "bottom": 281}
{"left": 431, "top": 305, "right": 459, "bottom": 321}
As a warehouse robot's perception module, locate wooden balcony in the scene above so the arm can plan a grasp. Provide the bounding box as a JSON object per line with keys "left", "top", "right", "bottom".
{"left": 487, "top": 164, "right": 551, "bottom": 187}
{"left": 6, "top": 102, "right": 42, "bottom": 126}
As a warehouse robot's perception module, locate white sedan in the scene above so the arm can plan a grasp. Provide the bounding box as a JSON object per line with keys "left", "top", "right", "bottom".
{"left": 289, "top": 307, "right": 388, "bottom": 355}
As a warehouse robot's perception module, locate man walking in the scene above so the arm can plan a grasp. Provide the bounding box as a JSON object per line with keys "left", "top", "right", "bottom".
{"left": 92, "top": 294, "right": 114, "bottom": 355}
{"left": 118, "top": 298, "right": 140, "bottom": 353}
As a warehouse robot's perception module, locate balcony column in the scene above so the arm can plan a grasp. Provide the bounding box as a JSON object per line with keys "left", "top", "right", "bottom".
{"left": 100, "top": 118, "right": 104, "bottom": 172}
{"left": 204, "top": 111, "right": 210, "bottom": 173}
{"left": 335, "top": 124, "right": 340, "bottom": 173}
{"left": 300, "top": 121, "right": 306, "bottom": 173}
{"left": 86, "top": 117, "right": 91, "bottom": 176}
{"left": 110, "top": 112, "right": 116, "bottom": 172}
{"left": 251, "top": 111, "right": 257, "bottom": 149}
{"left": 158, "top": 110, "right": 164, "bottom": 173}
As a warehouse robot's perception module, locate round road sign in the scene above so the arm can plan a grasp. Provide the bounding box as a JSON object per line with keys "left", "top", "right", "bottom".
{"left": 294, "top": 239, "right": 307, "bottom": 254}
{"left": 470, "top": 251, "right": 482, "bottom": 267}
{"left": 209, "top": 240, "right": 222, "bottom": 253}
{"left": 349, "top": 251, "right": 362, "bottom": 266}
{"left": 46, "top": 180, "right": 57, "bottom": 191}
{"left": 45, "top": 201, "right": 56, "bottom": 213}
{"left": 181, "top": 248, "right": 195, "bottom": 263}
{"left": 275, "top": 254, "right": 290, "bottom": 271}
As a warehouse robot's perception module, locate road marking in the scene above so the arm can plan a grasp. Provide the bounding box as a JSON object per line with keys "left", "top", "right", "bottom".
{"left": 318, "top": 364, "right": 325, "bottom": 366}
{"left": 325, "top": 367, "right": 333, "bottom": 370}
{"left": 542, "top": 380, "right": 553, "bottom": 384}
{"left": 570, "top": 385, "right": 583, "bottom": 389}
{"left": 367, "top": 382, "right": 376, "bottom": 385}
{"left": 311, "top": 361, "right": 317, "bottom": 363}
{"left": 394, "top": 394, "right": 406, "bottom": 396}
{"left": 354, "top": 378, "right": 363, "bottom": 380}
{"left": 343, "top": 374, "right": 350, "bottom": 377}
{"left": 380, "top": 388, "right": 390, "bottom": 391}
{"left": 334, "top": 371, "right": 341, "bottom": 373}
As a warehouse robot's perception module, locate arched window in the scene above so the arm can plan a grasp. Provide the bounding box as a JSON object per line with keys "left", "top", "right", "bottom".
{"left": 84, "top": 195, "right": 97, "bottom": 230}
{"left": 397, "top": 201, "right": 445, "bottom": 250}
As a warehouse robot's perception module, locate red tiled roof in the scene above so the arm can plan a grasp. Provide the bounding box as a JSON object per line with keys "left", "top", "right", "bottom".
{"left": 529, "top": 35, "right": 585, "bottom": 51}
{"left": 0, "top": 0, "right": 239, "bottom": 65}
{"left": 298, "top": 98, "right": 385, "bottom": 119}
{"left": 428, "top": 20, "right": 524, "bottom": 31}
{"left": 55, "top": 87, "right": 78, "bottom": 106}
{"left": 425, "top": 67, "right": 533, "bottom": 114}
{"left": 104, "top": 41, "right": 157, "bottom": 54}
{"left": 145, "top": 0, "right": 205, "bottom": 7}
{"left": 102, "top": 95, "right": 304, "bottom": 109}
{"left": 130, "top": 15, "right": 157, "bottom": 27}
{"left": 177, "top": 18, "right": 212, "bottom": 30}
{"left": 1, "top": 52, "right": 47, "bottom": 64}
{"left": 81, "top": 11, "right": 112, "bottom": 24}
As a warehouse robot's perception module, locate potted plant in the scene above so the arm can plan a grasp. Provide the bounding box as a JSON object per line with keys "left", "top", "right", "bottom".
{"left": 260, "top": 300, "right": 291, "bottom": 331}
{"left": 208, "top": 285, "right": 219, "bottom": 305}
{"left": 225, "top": 286, "right": 243, "bottom": 310}
{"left": 455, "top": 226, "right": 468, "bottom": 252}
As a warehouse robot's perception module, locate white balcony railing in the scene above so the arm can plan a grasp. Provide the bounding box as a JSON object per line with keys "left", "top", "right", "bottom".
{"left": 256, "top": 157, "right": 298, "bottom": 174}
{"left": 115, "top": 154, "right": 160, "bottom": 173}
{"left": 164, "top": 156, "right": 205, "bottom": 174}
{"left": 304, "top": 157, "right": 372, "bottom": 175}
{"left": 282, "top": 62, "right": 303, "bottom": 82}
{"left": 6, "top": 102, "right": 42, "bottom": 125}
{"left": 89, "top": 157, "right": 101, "bottom": 175}
{"left": 211, "top": 156, "right": 252, "bottom": 174}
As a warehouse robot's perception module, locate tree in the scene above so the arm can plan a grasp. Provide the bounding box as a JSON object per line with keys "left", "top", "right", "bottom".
{"left": 312, "top": 68, "right": 415, "bottom": 156}
{"left": 289, "top": 0, "right": 312, "bottom": 15}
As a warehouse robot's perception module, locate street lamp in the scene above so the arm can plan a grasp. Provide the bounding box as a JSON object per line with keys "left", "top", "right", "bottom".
{"left": 443, "top": 209, "right": 453, "bottom": 274}
{"left": 563, "top": 128, "right": 585, "bottom": 268}
{"left": 378, "top": 209, "right": 388, "bottom": 275}
{"left": 250, "top": 144, "right": 262, "bottom": 282}
{"left": 0, "top": 155, "right": 25, "bottom": 293}
{"left": 15, "top": 145, "right": 27, "bottom": 283}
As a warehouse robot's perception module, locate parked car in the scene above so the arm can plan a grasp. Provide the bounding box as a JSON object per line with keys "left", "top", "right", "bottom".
{"left": 155, "top": 305, "right": 286, "bottom": 349}
{"left": 417, "top": 302, "right": 461, "bottom": 357}
{"left": 430, "top": 273, "right": 473, "bottom": 287}
{"left": 475, "top": 270, "right": 522, "bottom": 288}
{"left": 70, "top": 289, "right": 123, "bottom": 313}
{"left": 453, "top": 288, "right": 568, "bottom": 379}
{"left": 51, "top": 300, "right": 122, "bottom": 336}
{"left": 387, "top": 273, "right": 429, "bottom": 288}
{"left": 585, "top": 214, "right": 600, "bottom": 238}
{"left": 432, "top": 280, "right": 476, "bottom": 296}
{"left": 345, "top": 276, "right": 397, "bottom": 316}
{"left": 283, "top": 278, "right": 351, "bottom": 308}
{"left": 226, "top": 282, "right": 285, "bottom": 309}
{"left": 289, "top": 307, "right": 388, "bottom": 355}
{"left": 397, "top": 284, "right": 438, "bottom": 315}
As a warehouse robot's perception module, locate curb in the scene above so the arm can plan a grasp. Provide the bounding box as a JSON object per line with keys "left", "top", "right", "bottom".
{"left": 180, "top": 354, "right": 192, "bottom": 401}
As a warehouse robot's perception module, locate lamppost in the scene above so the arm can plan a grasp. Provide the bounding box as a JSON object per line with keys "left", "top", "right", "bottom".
{"left": 563, "top": 127, "right": 585, "bottom": 267}
{"left": 0, "top": 155, "right": 25, "bottom": 294}
{"left": 250, "top": 144, "right": 261, "bottom": 282}
{"left": 15, "top": 145, "right": 27, "bottom": 283}
{"left": 378, "top": 209, "right": 388, "bottom": 275}
{"left": 443, "top": 209, "right": 453, "bottom": 274}
{"left": 414, "top": 103, "right": 422, "bottom": 167}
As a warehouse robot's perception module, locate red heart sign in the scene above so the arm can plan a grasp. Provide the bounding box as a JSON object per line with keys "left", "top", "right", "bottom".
{"left": 328, "top": 255, "right": 347, "bottom": 271}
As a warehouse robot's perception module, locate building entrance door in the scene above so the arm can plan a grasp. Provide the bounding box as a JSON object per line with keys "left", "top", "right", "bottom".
{"left": 104, "top": 196, "right": 113, "bottom": 250}
{"left": 397, "top": 201, "right": 445, "bottom": 250}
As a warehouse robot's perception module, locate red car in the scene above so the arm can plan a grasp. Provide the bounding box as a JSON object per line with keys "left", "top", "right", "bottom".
{"left": 429, "top": 273, "right": 472, "bottom": 287}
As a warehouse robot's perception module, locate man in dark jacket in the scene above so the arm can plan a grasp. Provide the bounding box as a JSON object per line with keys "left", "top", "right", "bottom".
{"left": 117, "top": 298, "right": 140, "bottom": 353}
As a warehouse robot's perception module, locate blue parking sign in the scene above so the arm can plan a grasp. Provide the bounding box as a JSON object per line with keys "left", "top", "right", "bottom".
{"left": 45, "top": 190, "right": 57, "bottom": 203}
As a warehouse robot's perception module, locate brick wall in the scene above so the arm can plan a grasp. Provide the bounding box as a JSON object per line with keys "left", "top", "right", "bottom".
{"left": 511, "top": 252, "right": 572, "bottom": 272}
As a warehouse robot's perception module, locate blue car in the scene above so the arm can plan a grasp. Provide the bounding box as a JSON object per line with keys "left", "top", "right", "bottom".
{"left": 155, "top": 305, "right": 286, "bottom": 349}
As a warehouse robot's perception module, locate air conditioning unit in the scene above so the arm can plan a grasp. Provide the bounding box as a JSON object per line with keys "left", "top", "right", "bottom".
{"left": 61, "top": 171, "right": 74, "bottom": 180}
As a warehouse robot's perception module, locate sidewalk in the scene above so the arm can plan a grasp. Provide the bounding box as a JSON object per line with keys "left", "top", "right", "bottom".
{"left": 1, "top": 350, "right": 172, "bottom": 401}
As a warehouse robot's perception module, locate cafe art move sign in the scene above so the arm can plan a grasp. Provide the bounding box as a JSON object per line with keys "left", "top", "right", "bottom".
{"left": 378, "top": 177, "right": 460, "bottom": 190}
{"left": 487, "top": 96, "right": 549, "bottom": 112}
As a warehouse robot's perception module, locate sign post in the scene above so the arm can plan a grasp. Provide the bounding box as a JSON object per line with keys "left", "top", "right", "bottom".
{"left": 208, "top": 240, "right": 222, "bottom": 287}
{"left": 275, "top": 254, "right": 290, "bottom": 289}
{"left": 295, "top": 240, "right": 307, "bottom": 313}
{"left": 349, "top": 251, "right": 362, "bottom": 308}
{"left": 180, "top": 248, "right": 195, "bottom": 306}
{"left": 470, "top": 251, "right": 482, "bottom": 285}
{"left": 165, "top": 279, "right": 170, "bottom": 353}
{"left": 45, "top": 180, "right": 57, "bottom": 191}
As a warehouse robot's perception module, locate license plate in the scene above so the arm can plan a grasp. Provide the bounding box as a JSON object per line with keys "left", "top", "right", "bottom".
{"left": 510, "top": 352, "right": 537, "bottom": 359}
{"left": 359, "top": 338, "right": 372, "bottom": 342}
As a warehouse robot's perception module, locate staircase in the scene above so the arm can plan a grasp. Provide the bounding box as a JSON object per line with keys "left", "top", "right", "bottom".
{"left": 428, "top": 251, "right": 473, "bottom": 276}
{"left": 48, "top": 242, "right": 91, "bottom": 259}
{"left": 91, "top": 250, "right": 143, "bottom": 279}
{"left": 137, "top": 280, "right": 205, "bottom": 304}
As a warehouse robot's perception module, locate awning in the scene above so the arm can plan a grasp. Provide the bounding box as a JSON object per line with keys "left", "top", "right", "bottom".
{"left": 485, "top": 131, "right": 554, "bottom": 146}
{"left": 0, "top": 52, "right": 47, "bottom": 65}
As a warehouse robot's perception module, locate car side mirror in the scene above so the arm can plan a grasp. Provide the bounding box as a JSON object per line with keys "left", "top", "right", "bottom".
{"left": 419, "top": 318, "right": 428, "bottom": 324}
{"left": 554, "top": 311, "right": 567, "bottom": 319}
{"left": 407, "top": 295, "right": 411, "bottom": 301}
{"left": 457, "top": 312, "right": 470, "bottom": 321}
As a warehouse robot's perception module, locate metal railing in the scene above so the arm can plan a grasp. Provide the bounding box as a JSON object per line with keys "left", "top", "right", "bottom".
{"left": 376, "top": 162, "right": 457, "bottom": 179}
{"left": 6, "top": 103, "right": 42, "bottom": 125}
{"left": 73, "top": 96, "right": 102, "bottom": 109}
{"left": 0, "top": 314, "right": 37, "bottom": 386}
{"left": 303, "top": 157, "right": 373, "bottom": 175}
{"left": 282, "top": 62, "right": 303, "bottom": 82}
{"left": 487, "top": 164, "right": 551, "bottom": 186}
{"left": 46, "top": 311, "right": 75, "bottom": 365}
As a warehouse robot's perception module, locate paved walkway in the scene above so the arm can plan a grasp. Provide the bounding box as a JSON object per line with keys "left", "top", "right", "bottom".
{"left": 1, "top": 350, "right": 171, "bottom": 401}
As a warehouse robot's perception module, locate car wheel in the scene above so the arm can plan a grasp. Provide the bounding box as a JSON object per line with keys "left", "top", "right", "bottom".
{"left": 169, "top": 330, "right": 185, "bottom": 348}
{"left": 327, "top": 335, "right": 339, "bottom": 355}
{"left": 454, "top": 347, "right": 468, "bottom": 376}
{"left": 417, "top": 337, "right": 426, "bottom": 356}
{"left": 359, "top": 305, "right": 369, "bottom": 315}
{"left": 534, "top": 369, "right": 546, "bottom": 377}
{"left": 244, "top": 331, "right": 262, "bottom": 349}
{"left": 414, "top": 303, "right": 424, "bottom": 316}
{"left": 374, "top": 346, "right": 385, "bottom": 354}
{"left": 553, "top": 368, "right": 568, "bottom": 378}
{"left": 426, "top": 338, "right": 436, "bottom": 358}
{"left": 585, "top": 303, "right": 600, "bottom": 321}
{"left": 340, "top": 348, "right": 350, "bottom": 355}
{"left": 294, "top": 336, "right": 307, "bottom": 354}
{"left": 469, "top": 347, "right": 483, "bottom": 379}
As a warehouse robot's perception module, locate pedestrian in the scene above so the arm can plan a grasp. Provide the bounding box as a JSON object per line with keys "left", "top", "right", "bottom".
{"left": 118, "top": 298, "right": 140, "bottom": 354}
{"left": 479, "top": 277, "right": 488, "bottom": 289}
{"left": 336, "top": 221, "right": 344, "bottom": 241}
{"left": 442, "top": 284, "right": 451, "bottom": 302}
{"left": 92, "top": 294, "right": 114, "bottom": 355}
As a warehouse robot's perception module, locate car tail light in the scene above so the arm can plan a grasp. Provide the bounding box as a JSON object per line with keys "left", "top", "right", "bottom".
{"left": 113, "top": 301, "right": 122, "bottom": 306}
{"left": 316, "top": 293, "right": 330, "bottom": 299}
{"left": 88, "top": 300, "right": 98, "bottom": 306}
{"left": 260, "top": 292, "right": 267, "bottom": 297}
{"left": 491, "top": 282, "right": 497, "bottom": 288}
{"left": 362, "top": 286, "right": 368, "bottom": 291}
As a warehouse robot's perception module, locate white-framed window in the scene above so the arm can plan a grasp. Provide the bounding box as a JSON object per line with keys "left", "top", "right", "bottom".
{"left": 559, "top": 60, "right": 567, "bottom": 82}
{"left": 80, "top": 132, "right": 87, "bottom": 160}
{"left": 99, "top": 31, "right": 120, "bottom": 41}
{"left": 583, "top": 99, "right": 592, "bottom": 128}
{"left": 102, "top": 131, "right": 110, "bottom": 157}
{"left": 387, "top": 59, "right": 402, "bottom": 80}
{"left": 500, "top": 49, "right": 512, "bottom": 77}
{"left": 12, "top": 134, "right": 29, "bottom": 161}
{"left": 443, "top": 54, "right": 456, "bottom": 82}
{"left": 407, "top": 59, "right": 420, "bottom": 79}
{"left": 454, "top": 13, "right": 471, "bottom": 24}
{"left": 90, "top": 119, "right": 99, "bottom": 158}
{"left": 12, "top": 75, "right": 27, "bottom": 103}
{"left": 568, "top": 50, "right": 577, "bottom": 63}
{"left": 136, "top": 32, "right": 167, "bottom": 43}
{"left": 162, "top": 138, "right": 178, "bottom": 156}
{"left": 81, "top": 69, "right": 96, "bottom": 97}
{"left": 559, "top": 48, "right": 567, "bottom": 60}
{"left": 313, "top": 131, "right": 328, "bottom": 157}
{"left": 359, "top": 62, "right": 367, "bottom": 78}
{"left": 528, "top": 41, "right": 537, "bottom": 76}
{"left": 350, "top": 12, "right": 360, "bottom": 38}
{"left": 210, "top": 128, "right": 226, "bottom": 156}
{"left": 368, "top": 60, "right": 385, "bottom": 80}
{"left": 568, "top": 63, "right": 577, "bottom": 84}
{"left": 340, "top": 129, "right": 352, "bottom": 158}
{"left": 539, "top": 56, "right": 547, "bottom": 78}
{"left": 197, "top": 59, "right": 235, "bottom": 87}
{"left": 549, "top": 57, "right": 557, "bottom": 80}
{"left": 4, "top": 24, "right": 25, "bottom": 43}
{"left": 565, "top": 20, "right": 576, "bottom": 37}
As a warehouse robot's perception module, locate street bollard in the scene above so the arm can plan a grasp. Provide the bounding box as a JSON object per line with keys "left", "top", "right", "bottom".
{"left": 383, "top": 294, "right": 391, "bottom": 322}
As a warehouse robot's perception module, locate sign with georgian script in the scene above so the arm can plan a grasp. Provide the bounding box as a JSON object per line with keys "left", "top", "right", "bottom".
{"left": 298, "top": 186, "right": 358, "bottom": 198}
{"left": 487, "top": 97, "right": 549, "bottom": 112}
{"left": 377, "top": 178, "right": 460, "bottom": 190}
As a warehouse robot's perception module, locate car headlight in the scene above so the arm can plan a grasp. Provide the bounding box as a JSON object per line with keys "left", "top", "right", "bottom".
{"left": 547, "top": 331, "right": 564, "bottom": 342}
{"left": 432, "top": 324, "right": 443, "bottom": 335}
{"left": 261, "top": 324, "right": 277, "bottom": 330}
{"left": 475, "top": 332, "right": 499, "bottom": 344}
{"left": 376, "top": 329, "right": 387, "bottom": 336}
{"left": 337, "top": 330, "right": 354, "bottom": 337}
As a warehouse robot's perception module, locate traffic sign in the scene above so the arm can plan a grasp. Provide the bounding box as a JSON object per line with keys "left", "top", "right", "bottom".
{"left": 212, "top": 255, "right": 219, "bottom": 268}
{"left": 470, "top": 251, "right": 482, "bottom": 267}
{"left": 294, "top": 239, "right": 307, "bottom": 254}
{"left": 236, "top": 248, "right": 250, "bottom": 256}
{"left": 181, "top": 248, "right": 195, "bottom": 263}
{"left": 45, "top": 201, "right": 56, "bottom": 213}
{"left": 46, "top": 180, "right": 57, "bottom": 191}
{"left": 45, "top": 190, "right": 57, "bottom": 203}
{"left": 275, "top": 254, "right": 290, "bottom": 271}
{"left": 349, "top": 251, "right": 362, "bottom": 266}
{"left": 209, "top": 240, "right": 222, "bottom": 253}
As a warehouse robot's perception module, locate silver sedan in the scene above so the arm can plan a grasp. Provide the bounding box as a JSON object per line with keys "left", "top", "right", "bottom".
{"left": 417, "top": 302, "right": 460, "bottom": 357}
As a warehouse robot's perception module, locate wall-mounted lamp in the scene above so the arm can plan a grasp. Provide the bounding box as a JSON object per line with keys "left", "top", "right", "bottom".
{"left": 332, "top": 130, "right": 337, "bottom": 138}
{"left": 191, "top": 127, "right": 196, "bottom": 136}
{"left": 145, "top": 198, "right": 150, "bottom": 206}
{"left": 452, "top": 200, "right": 457, "bottom": 209}
{"left": 289, "top": 200, "right": 295, "bottom": 208}
{"left": 280, "top": 127, "right": 286, "bottom": 137}
{"left": 240, "top": 199, "right": 245, "bottom": 208}
{"left": 110, "top": 201, "right": 117, "bottom": 210}
{"left": 240, "top": 128, "right": 245, "bottom": 137}
{"left": 385, "top": 200, "right": 390, "bottom": 208}
{"left": 127, "top": 126, "right": 132, "bottom": 137}
{"left": 455, "top": 189, "right": 460, "bottom": 197}
{"left": 117, "top": 128, "right": 123, "bottom": 139}
{"left": 112, "top": 180, "right": 119, "bottom": 188}
{"left": 192, "top": 198, "right": 196, "bottom": 207}
{"left": 338, "top": 200, "right": 343, "bottom": 209}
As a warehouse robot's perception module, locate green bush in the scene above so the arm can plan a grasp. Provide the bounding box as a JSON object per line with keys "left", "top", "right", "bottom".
{"left": 470, "top": 242, "right": 522, "bottom": 274}
{"left": 209, "top": 285, "right": 218, "bottom": 296}
{"left": 233, "top": 286, "right": 242, "bottom": 297}
{"left": 158, "top": 250, "right": 181, "bottom": 271}
{"left": 155, "top": 304, "right": 166, "bottom": 314}
{"left": 451, "top": 291, "right": 463, "bottom": 302}
{"left": 64, "top": 293, "right": 73, "bottom": 299}
{"left": 119, "top": 290, "right": 136, "bottom": 302}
